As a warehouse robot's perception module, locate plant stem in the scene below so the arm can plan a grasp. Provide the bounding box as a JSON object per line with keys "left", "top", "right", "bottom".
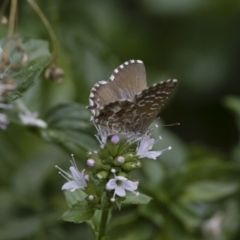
{"left": 97, "top": 208, "right": 110, "bottom": 240}
{"left": 5, "top": 0, "right": 17, "bottom": 55}
{"left": 27, "top": 0, "right": 59, "bottom": 63}
{"left": 7, "top": 0, "right": 17, "bottom": 38}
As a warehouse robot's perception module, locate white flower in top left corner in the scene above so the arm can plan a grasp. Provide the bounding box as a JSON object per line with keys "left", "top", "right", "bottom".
{"left": 19, "top": 111, "right": 47, "bottom": 128}
{"left": 56, "top": 155, "right": 88, "bottom": 192}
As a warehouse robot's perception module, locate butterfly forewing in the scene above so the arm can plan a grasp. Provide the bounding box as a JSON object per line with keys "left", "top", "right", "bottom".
{"left": 87, "top": 60, "right": 147, "bottom": 115}
{"left": 134, "top": 79, "right": 177, "bottom": 133}
{"left": 108, "top": 60, "right": 147, "bottom": 100}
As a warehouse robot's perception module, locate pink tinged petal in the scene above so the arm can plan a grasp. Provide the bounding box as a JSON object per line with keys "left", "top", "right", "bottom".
{"left": 62, "top": 181, "right": 82, "bottom": 191}
{"left": 137, "top": 137, "right": 155, "bottom": 156}
{"left": 69, "top": 167, "right": 87, "bottom": 187}
{"left": 139, "top": 151, "right": 162, "bottom": 160}
{"left": 115, "top": 185, "right": 126, "bottom": 197}
{"left": 121, "top": 180, "right": 138, "bottom": 191}
{"left": 106, "top": 179, "right": 117, "bottom": 190}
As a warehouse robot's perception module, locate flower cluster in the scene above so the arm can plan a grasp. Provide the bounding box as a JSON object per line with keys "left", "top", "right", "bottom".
{"left": 0, "top": 46, "right": 14, "bottom": 130}
{"left": 57, "top": 132, "right": 171, "bottom": 206}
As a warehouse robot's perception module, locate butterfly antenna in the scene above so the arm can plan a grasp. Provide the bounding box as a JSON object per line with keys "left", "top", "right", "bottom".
{"left": 162, "top": 123, "right": 180, "bottom": 127}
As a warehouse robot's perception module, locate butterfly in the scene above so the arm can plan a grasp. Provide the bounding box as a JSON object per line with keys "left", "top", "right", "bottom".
{"left": 87, "top": 60, "right": 177, "bottom": 136}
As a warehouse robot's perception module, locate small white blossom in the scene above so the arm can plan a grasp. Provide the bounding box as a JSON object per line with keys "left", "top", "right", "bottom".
{"left": 106, "top": 169, "right": 139, "bottom": 202}
{"left": 202, "top": 211, "right": 224, "bottom": 238}
{"left": 19, "top": 111, "right": 47, "bottom": 128}
{"left": 0, "top": 103, "right": 12, "bottom": 109}
{"left": 137, "top": 136, "right": 171, "bottom": 160}
{"left": 0, "top": 83, "right": 15, "bottom": 93}
{"left": 87, "top": 159, "right": 95, "bottom": 167}
{"left": 88, "top": 195, "right": 94, "bottom": 201}
{"left": 0, "top": 113, "right": 9, "bottom": 130}
{"left": 117, "top": 156, "right": 125, "bottom": 164}
{"left": 56, "top": 154, "right": 88, "bottom": 192}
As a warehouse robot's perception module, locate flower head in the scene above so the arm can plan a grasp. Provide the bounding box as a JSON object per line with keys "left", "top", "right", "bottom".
{"left": 56, "top": 154, "right": 88, "bottom": 192}
{"left": 106, "top": 169, "right": 139, "bottom": 202}
{"left": 19, "top": 111, "right": 47, "bottom": 128}
{"left": 137, "top": 135, "right": 171, "bottom": 160}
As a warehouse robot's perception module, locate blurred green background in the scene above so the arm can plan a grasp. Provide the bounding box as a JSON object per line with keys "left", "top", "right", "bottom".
{"left": 1, "top": 0, "right": 240, "bottom": 239}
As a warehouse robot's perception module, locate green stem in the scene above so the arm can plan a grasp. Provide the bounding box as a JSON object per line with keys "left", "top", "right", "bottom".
{"left": 97, "top": 208, "right": 110, "bottom": 240}
{"left": 27, "top": 0, "right": 59, "bottom": 63}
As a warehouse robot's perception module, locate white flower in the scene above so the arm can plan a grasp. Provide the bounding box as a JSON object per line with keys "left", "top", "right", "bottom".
{"left": 0, "top": 113, "right": 9, "bottom": 130}
{"left": 0, "top": 103, "right": 12, "bottom": 109}
{"left": 137, "top": 136, "right": 171, "bottom": 160}
{"left": 19, "top": 111, "right": 47, "bottom": 128}
{"left": 0, "top": 83, "right": 15, "bottom": 92}
{"left": 56, "top": 154, "right": 88, "bottom": 192}
{"left": 202, "top": 211, "right": 224, "bottom": 238}
{"left": 106, "top": 169, "right": 139, "bottom": 202}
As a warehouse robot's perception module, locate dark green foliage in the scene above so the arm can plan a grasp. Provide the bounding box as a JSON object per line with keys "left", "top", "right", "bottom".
{"left": 1, "top": 0, "right": 240, "bottom": 239}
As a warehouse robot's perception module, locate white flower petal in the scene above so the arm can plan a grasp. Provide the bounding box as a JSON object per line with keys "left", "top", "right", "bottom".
{"left": 106, "top": 179, "right": 117, "bottom": 190}
{"left": 106, "top": 173, "right": 139, "bottom": 199}
{"left": 19, "top": 111, "right": 47, "bottom": 128}
{"left": 115, "top": 185, "right": 126, "bottom": 197}
{"left": 69, "top": 166, "right": 87, "bottom": 188}
{"left": 121, "top": 180, "right": 138, "bottom": 191}
{"left": 137, "top": 135, "right": 167, "bottom": 160}
{"left": 139, "top": 151, "right": 162, "bottom": 160}
{"left": 62, "top": 181, "right": 80, "bottom": 191}
{"left": 57, "top": 156, "right": 88, "bottom": 192}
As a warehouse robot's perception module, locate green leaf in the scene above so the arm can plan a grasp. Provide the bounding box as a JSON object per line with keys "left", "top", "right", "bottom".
{"left": 168, "top": 200, "right": 201, "bottom": 227}
{"left": 100, "top": 237, "right": 109, "bottom": 240}
{"left": 0, "top": 37, "right": 50, "bottom": 101}
{"left": 151, "top": 124, "right": 187, "bottom": 170}
{"left": 224, "top": 96, "right": 240, "bottom": 117}
{"left": 181, "top": 181, "right": 239, "bottom": 202}
{"left": 64, "top": 189, "right": 87, "bottom": 206}
{"left": 42, "top": 103, "right": 98, "bottom": 150}
{"left": 13, "top": 152, "right": 60, "bottom": 199}
{"left": 61, "top": 201, "right": 95, "bottom": 223}
{"left": 122, "top": 192, "right": 152, "bottom": 205}
{"left": 45, "top": 103, "right": 92, "bottom": 132}
{"left": 87, "top": 209, "right": 112, "bottom": 234}
{"left": 40, "top": 128, "right": 98, "bottom": 151}
{"left": 224, "top": 96, "right": 240, "bottom": 131}
{"left": 139, "top": 203, "right": 164, "bottom": 226}
{"left": 0, "top": 217, "right": 41, "bottom": 240}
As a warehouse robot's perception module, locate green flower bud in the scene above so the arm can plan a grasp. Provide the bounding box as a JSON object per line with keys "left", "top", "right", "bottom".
{"left": 117, "top": 172, "right": 128, "bottom": 178}
{"left": 122, "top": 152, "right": 138, "bottom": 163}
{"left": 122, "top": 161, "right": 142, "bottom": 172}
{"left": 96, "top": 171, "right": 109, "bottom": 180}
